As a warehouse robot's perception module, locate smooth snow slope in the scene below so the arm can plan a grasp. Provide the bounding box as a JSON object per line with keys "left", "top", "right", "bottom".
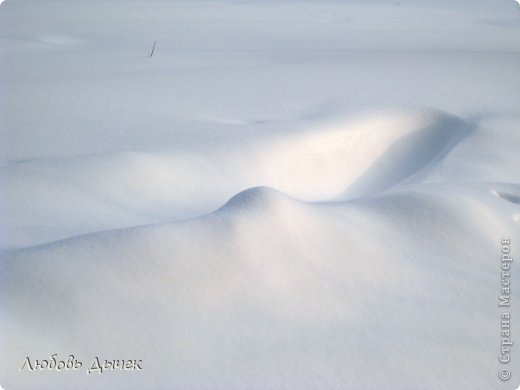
{"left": 1, "top": 0, "right": 520, "bottom": 389}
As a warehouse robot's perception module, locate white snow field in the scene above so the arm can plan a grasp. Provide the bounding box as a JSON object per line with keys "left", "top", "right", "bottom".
{"left": 1, "top": 0, "right": 520, "bottom": 389}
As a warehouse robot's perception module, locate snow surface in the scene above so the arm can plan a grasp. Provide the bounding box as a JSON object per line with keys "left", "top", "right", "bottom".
{"left": 1, "top": 0, "right": 519, "bottom": 389}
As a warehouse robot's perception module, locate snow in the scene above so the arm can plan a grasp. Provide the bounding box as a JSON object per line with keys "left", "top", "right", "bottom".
{"left": 1, "top": 0, "right": 519, "bottom": 389}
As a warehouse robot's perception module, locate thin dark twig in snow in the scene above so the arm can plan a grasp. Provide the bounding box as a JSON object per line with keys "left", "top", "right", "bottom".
{"left": 150, "top": 41, "right": 156, "bottom": 57}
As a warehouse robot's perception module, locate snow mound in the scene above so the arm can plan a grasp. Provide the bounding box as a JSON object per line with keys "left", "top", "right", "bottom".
{"left": 266, "top": 110, "right": 471, "bottom": 200}
{"left": 1, "top": 184, "right": 517, "bottom": 389}
{"left": 220, "top": 186, "right": 300, "bottom": 212}
{"left": 0, "top": 109, "right": 471, "bottom": 249}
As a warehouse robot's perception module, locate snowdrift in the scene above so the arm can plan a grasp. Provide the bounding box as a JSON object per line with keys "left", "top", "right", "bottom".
{"left": 1, "top": 109, "right": 473, "bottom": 249}
{"left": 1, "top": 183, "right": 519, "bottom": 389}
{"left": 1, "top": 0, "right": 520, "bottom": 389}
